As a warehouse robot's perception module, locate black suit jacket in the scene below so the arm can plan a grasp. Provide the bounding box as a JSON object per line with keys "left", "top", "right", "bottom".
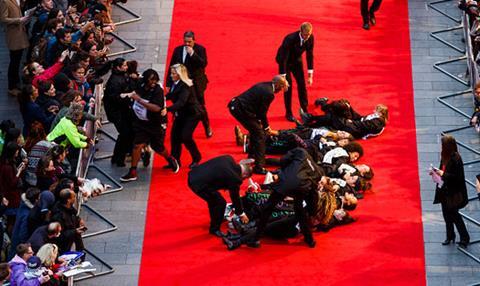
{"left": 166, "top": 80, "right": 201, "bottom": 118}
{"left": 272, "top": 148, "right": 324, "bottom": 196}
{"left": 275, "top": 31, "right": 314, "bottom": 74}
{"left": 166, "top": 43, "right": 208, "bottom": 90}
{"left": 233, "top": 82, "right": 275, "bottom": 128}
{"left": 433, "top": 153, "right": 469, "bottom": 209}
{"left": 188, "top": 155, "right": 244, "bottom": 214}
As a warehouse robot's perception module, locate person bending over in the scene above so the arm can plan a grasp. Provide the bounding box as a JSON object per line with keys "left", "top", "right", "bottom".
{"left": 188, "top": 156, "right": 254, "bottom": 237}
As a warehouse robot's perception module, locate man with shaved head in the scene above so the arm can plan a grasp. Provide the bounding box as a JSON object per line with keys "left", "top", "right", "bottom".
{"left": 228, "top": 76, "right": 289, "bottom": 174}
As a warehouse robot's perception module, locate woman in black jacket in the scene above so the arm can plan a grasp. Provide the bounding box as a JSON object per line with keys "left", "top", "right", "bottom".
{"left": 166, "top": 64, "right": 202, "bottom": 169}
{"left": 103, "top": 58, "right": 136, "bottom": 166}
{"left": 432, "top": 135, "right": 470, "bottom": 248}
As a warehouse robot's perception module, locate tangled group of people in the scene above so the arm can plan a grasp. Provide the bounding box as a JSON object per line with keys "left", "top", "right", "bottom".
{"left": 189, "top": 96, "right": 386, "bottom": 250}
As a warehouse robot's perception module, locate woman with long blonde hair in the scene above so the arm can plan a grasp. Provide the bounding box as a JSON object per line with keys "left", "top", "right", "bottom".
{"left": 165, "top": 64, "right": 203, "bottom": 169}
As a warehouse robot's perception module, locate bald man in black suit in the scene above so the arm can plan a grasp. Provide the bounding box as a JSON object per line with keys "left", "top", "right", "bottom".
{"left": 276, "top": 22, "right": 314, "bottom": 122}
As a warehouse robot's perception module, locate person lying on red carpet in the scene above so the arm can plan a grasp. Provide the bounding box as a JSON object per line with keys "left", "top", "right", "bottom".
{"left": 222, "top": 174, "right": 358, "bottom": 250}
{"left": 301, "top": 99, "right": 388, "bottom": 139}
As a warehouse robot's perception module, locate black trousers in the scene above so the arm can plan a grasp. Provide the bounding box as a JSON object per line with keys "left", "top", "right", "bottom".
{"left": 171, "top": 115, "right": 201, "bottom": 164}
{"left": 8, "top": 49, "right": 24, "bottom": 90}
{"left": 282, "top": 63, "right": 308, "bottom": 115}
{"left": 361, "top": 0, "right": 382, "bottom": 23}
{"left": 441, "top": 203, "right": 470, "bottom": 242}
{"left": 106, "top": 108, "right": 134, "bottom": 164}
{"left": 191, "top": 187, "right": 226, "bottom": 232}
{"left": 252, "top": 191, "right": 311, "bottom": 242}
{"left": 194, "top": 83, "right": 211, "bottom": 131}
{"left": 229, "top": 101, "right": 266, "bottom": 167}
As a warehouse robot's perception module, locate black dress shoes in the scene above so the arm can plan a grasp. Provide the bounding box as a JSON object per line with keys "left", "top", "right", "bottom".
{"left": 246, "top": 240, "right": 261, "bottom": 248}
{"left": 458, "top": 241, "right": 469, "bottom": 249}
{"left": 189, "top": 161, "right": 200, "bottom": 169}
{"left": 253, "top": 166, "right": 268, "bottom": 175}
{"left": 363, "top": 23, "right": 370, "bottom": 30}
{"left": 205, "top": 127, "right": 213, "bottom": 138}
{"left": 223, "top": 237, "right": 242, "bottom": 250}
{"left": 209, "top": 230, "right": 226, "bottom": 238}
{"left": 285, "top": 114, "right": 296, "bottom": 122}
{"left": 441, "top": 238, "right": 455, "bottom": 245}
{"left": 369, "top": 12, "right": 376, "bottom": 26}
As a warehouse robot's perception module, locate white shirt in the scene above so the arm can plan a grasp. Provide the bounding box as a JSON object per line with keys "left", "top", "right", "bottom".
{"left": 182, "top": 46, "right": 194, "bottom": 63}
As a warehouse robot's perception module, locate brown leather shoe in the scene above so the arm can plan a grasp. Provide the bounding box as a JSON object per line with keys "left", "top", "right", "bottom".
{"left": 234, "top": 125, "right": 244, "bottom": 146}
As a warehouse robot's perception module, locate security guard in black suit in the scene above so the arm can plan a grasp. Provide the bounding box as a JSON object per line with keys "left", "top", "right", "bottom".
{"left": 276, "top": 22, "right": 314, "bottom": 122}
{"left": 223, "top": 148, "right": 324, "bottom": 249}
{"left": 228, "top": 75, "right": 289, "bottom": 174}
{"left": 166, "top": 31, "right": 212, "bottom": 138}
{"left": 188, "top": 155, "right": 254, "bottom": 237}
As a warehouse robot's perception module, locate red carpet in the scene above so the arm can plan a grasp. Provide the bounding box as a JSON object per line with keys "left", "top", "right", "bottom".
{"left": 138, "top": 0, "right": 426, "bottom": 285}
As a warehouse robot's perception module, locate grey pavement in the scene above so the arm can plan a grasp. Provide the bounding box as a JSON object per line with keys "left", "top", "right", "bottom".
{"left": 410, "top": 0, "right": 480, "bottom": 285}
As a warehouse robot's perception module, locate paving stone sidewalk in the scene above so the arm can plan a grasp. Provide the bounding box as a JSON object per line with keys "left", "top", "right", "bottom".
{"left": 409, "top": 0, "right": 480, "bottom": 285}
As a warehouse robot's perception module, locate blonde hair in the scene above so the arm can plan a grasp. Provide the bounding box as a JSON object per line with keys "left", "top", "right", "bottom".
{"left": 300, "top": 22, "right": 313, "bottom": 33}
{"left": 170, "top": 64, "right": 193, "bottom": 87}
{"left": 37, "top": 243, "right": 58, "bottom": 267}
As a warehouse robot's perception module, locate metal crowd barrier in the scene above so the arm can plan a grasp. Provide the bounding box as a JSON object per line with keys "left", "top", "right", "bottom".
{"left": 69, "top": 2, "right": 144, "bottom": 282}
{"left": 429, "top": 0, "right": 480, "bottom": 271}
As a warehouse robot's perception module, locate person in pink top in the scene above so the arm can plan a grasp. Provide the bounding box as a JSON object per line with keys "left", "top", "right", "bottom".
{"left": 23, "top": 50, "right": 68, "bottom": 88}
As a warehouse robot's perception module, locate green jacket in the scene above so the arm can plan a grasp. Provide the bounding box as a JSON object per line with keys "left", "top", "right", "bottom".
{"left": 47, "top": 117, "right": 87, "bottom": 148}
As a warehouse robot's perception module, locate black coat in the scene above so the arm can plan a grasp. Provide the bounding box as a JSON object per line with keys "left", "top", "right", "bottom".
{"left": 166, "top": 44, "right": 208, "bottom": 90}
{"left": 231, "top": 82, "right": 274, "bottom": 128}
{"left": 51, "top": 202, "right": 81, "bottom": 239}
{"left": 275, "top": 31, "right": 314, "bottom": 74}
{"left": 166, "top": 81, "right": 202, "bottom": 119}
{"left": 271, "top": 148, "right": 324, "bottom": 196}
{"left": 188, "top": 155, "right": 244, "bottom": 214}
{"left": 104, "top": 69, "right": 135, "bottom": 113}
{"left": 433, "top": 152, "right": 469, "bottom": 209}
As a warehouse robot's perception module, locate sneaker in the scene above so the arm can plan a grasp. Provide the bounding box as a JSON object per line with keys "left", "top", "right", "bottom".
{"left": 141, "top": 150, "right": 151, "bottom": 167}
{"left": 167, "top": 157, "right": 180, "bottom": 173}
{"left": 120, "top": 169, "right": 137, "bottom": 182}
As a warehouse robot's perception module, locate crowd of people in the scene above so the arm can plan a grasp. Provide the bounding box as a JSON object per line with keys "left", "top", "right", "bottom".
{"left": 0, "top": 0, "right": 123, "bottom": 283}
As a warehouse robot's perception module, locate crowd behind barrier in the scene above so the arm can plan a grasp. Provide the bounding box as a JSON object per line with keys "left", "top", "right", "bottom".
{"left": 0, "top": 0, "right": 143, "bottom": 283}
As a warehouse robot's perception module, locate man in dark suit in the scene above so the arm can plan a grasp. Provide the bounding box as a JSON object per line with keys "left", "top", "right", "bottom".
{"left": 228, "top": 75, "right": 289, "bottom": 174}
{"left": 361, "top": 0, "right": 382, "bottom": 30}
{"left": 166, "top": 31, "right": 212, "bottom": 138}
{"left": 188, "top": 156, "right": 254, "bottom": 237}
{"left": 276, "top": 22, "right": 314, "bottom": 122}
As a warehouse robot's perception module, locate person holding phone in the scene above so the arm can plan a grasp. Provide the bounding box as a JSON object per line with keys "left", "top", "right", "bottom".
{"left": 432, "top": 135, "right": 470, "bottom": 248}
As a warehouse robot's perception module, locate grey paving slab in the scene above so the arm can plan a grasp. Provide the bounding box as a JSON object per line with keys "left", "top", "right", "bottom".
{"left": 409, "top": 0, "right": 480, "bottom": 285}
